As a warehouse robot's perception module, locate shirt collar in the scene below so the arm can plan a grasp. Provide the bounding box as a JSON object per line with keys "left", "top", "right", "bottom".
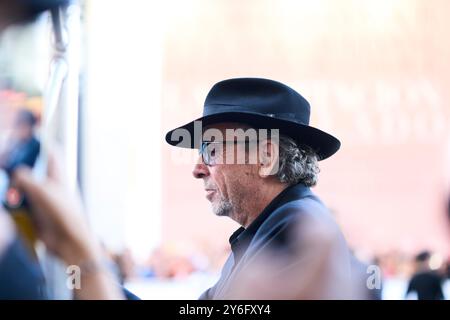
{"left": 228, "top": 183, "right": 311, "bottom": 264}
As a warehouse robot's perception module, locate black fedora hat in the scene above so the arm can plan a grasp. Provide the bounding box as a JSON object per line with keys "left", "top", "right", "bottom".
{"left": 165, "top": 78, "right": 340, "bottom": 160}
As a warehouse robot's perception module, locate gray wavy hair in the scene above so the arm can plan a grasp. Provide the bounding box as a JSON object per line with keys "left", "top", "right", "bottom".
{"left": 276, "top": 135, "right": 320, "bottom": 187}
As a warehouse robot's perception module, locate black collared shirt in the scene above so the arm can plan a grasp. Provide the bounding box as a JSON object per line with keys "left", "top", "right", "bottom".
{"left": 228, "top": 184, "right": 299, "bottom": 266}
{"left": 199, "top": 183, "right": 337, "bottom": 300}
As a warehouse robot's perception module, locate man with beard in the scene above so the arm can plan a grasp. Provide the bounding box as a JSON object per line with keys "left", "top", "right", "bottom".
{"left": 165, "top": 78, "right": 368, "bottom": 299}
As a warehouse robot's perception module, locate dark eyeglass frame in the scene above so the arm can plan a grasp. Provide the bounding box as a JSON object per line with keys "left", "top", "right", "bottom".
{"left": 199, "top": 140, "right": 260, "bottom": 166}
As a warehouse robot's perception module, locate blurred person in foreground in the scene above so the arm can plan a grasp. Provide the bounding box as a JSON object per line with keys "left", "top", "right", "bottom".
{"left": 406, "top": 251, "right": 445, "bottom": 300}
{"left": 0, "top": 111, "right": 45, "bottom": 299}
{"left": 0, "top": 0, "right": 126, "bottom": 300}
{"left": 0, "top": 4, "right": 46, "bottom": 299}
{"left": 165, "top": 78, "right": 377, "bottom": 299}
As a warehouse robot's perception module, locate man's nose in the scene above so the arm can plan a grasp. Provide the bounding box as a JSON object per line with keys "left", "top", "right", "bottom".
{"left": 192, "top": 156, "right": 210, "bottom": 179}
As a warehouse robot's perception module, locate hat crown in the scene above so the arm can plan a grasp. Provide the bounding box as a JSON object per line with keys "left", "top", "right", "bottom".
{"left": 203, "top": 78, "right": 311, "bottom": 125}
{"left": 165, "top": 77, "right": 340, "bottom": 160}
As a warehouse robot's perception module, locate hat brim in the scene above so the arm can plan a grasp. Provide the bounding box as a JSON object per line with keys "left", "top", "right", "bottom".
{"left": 165, "top": 111, "right": 340, "bottom": 160}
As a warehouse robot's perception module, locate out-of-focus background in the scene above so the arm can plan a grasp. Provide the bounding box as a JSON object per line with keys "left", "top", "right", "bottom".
{"left": 1, "top": 0, "right": 449, "bottom": 299}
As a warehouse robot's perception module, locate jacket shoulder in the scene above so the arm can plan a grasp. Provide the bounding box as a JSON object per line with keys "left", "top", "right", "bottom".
{"left": 259, "top": 194, "right": 334, "bottom": 234}
{"left": 249, "top": 194, "right": 344, "bottom": 255}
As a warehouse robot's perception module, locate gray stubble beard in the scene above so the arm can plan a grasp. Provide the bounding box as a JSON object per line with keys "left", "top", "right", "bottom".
{"left": 212, "top": 196, "right": 234, "bottom": 217}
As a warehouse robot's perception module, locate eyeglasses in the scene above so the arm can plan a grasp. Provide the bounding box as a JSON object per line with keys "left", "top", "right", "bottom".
{"left": 199, "top": 140, "right": 259, "bottom": 166}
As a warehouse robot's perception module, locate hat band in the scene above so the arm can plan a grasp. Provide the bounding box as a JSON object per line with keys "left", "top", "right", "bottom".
{"left": 204, "top": 104, "right": 298, "bottom": 121}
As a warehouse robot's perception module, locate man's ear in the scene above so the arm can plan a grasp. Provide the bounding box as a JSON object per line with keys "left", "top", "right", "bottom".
{"left": 258, "top": 140, "right": 280, "bottom": 178}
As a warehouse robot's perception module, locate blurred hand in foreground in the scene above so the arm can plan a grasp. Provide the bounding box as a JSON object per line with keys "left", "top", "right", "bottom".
{"left": 12, "top": 153, "right": 124, "bottom": 299}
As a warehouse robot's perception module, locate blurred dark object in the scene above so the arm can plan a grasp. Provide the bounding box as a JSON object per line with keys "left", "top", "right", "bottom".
{"left": 405, "top": 250, "right": 445, "bottom": 300}
{"left": 0, "top": 0, "right": 70, "bottom": 31}
{"left": 16, "top": 109, "right": 38, "bottom": 127}
{"left": 415, "top": 250, "right": 431, "bottom": 263}
{"left": 406, "top": 271, "right": 445, "bottom": 300}
{"left": 0, "top": 110, "right": 40, "bottom": 176}
{"left": 0, "top": 237, "right": 46, "bottom": 299}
